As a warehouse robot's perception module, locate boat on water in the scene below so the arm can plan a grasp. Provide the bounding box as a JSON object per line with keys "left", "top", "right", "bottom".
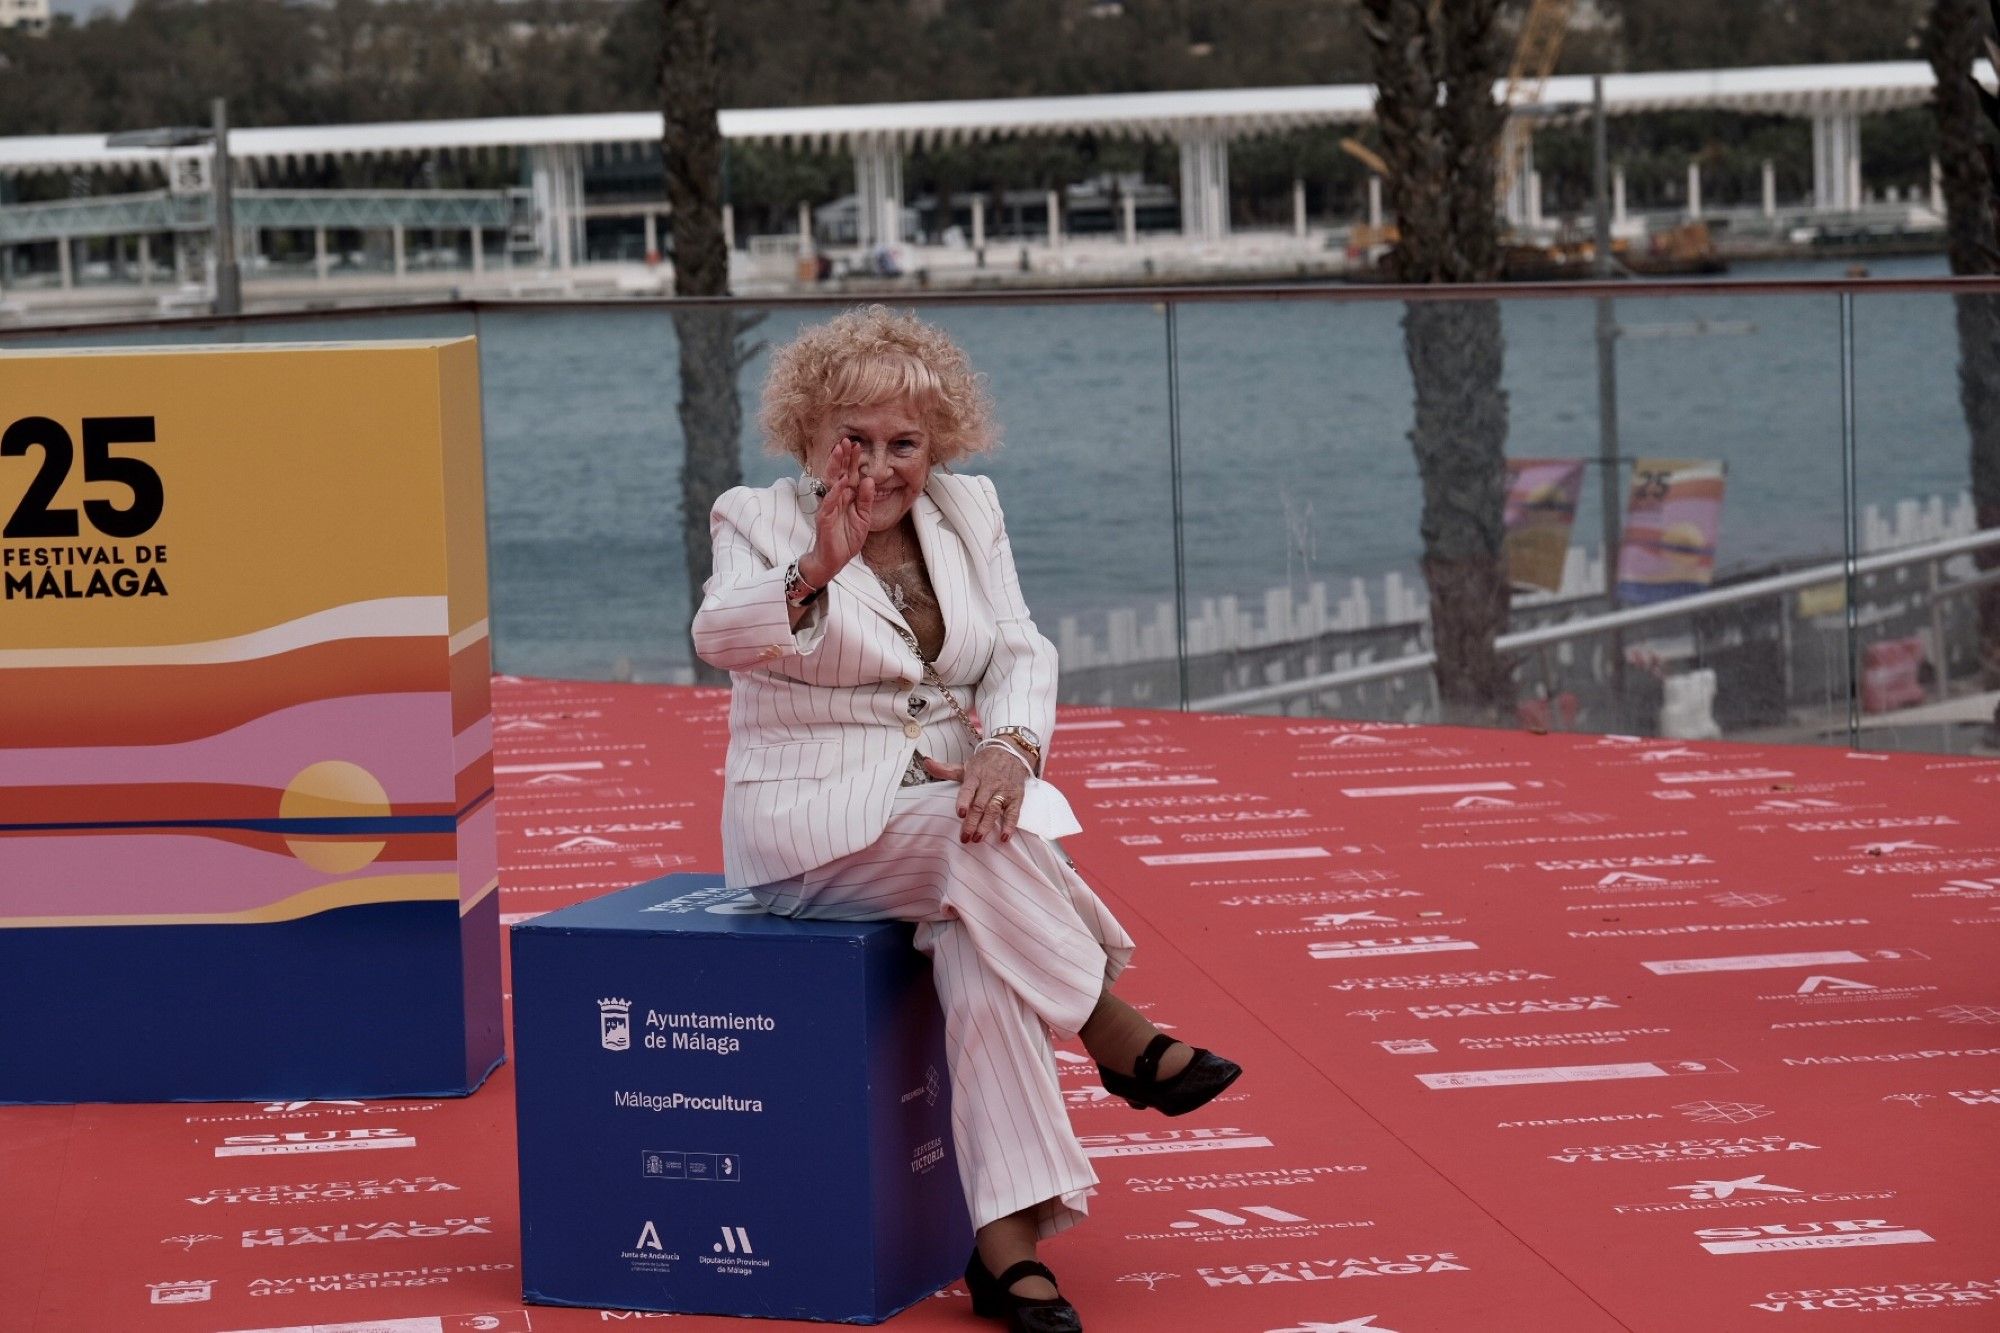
{"left": 1342, "top": 220, "right": 1728, "bottom": 282}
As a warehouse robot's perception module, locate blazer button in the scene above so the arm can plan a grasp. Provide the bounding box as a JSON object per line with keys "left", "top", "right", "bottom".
{"left": 903, "top": 721, "right": 923, "bottom": 739}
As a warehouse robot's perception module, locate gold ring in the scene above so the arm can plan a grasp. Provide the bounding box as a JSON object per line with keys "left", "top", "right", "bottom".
{"left": 988, "top": 793, "right": 1009, "bottom": 809}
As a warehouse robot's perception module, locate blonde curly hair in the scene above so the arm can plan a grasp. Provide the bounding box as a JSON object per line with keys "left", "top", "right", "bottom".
{"left": 759, "top": 305, "right": 997, "bottom": 466}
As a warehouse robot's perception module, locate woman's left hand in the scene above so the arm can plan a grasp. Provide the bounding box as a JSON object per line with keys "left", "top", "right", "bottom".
{"left": 921, "top": 748, "right": 1029, "bottom": 843}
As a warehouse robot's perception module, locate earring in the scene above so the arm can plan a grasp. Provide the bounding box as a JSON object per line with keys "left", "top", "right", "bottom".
{"left": 798, "top": 472, "right": 827, "bottom": 514}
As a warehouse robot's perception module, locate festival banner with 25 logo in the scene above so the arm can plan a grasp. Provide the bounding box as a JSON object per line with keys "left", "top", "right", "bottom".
{"left": 0, "top": 339, "right": 502, "bottom": 1101}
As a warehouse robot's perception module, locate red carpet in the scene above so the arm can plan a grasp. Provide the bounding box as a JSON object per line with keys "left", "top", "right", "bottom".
{"left": 6, "top": 677, "right": 2000, "bottom": 1332}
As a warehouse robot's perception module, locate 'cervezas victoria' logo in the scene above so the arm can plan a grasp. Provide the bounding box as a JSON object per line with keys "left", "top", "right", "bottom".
{"left": 1327, "top": 968, "right": 1550, "bottom": 993}
{"left": 1752, "top": 1278, "right": 2000, "bottom": 1313}
{"left": 1549, "top": 1132, "right": 1816, "bottom": 1166}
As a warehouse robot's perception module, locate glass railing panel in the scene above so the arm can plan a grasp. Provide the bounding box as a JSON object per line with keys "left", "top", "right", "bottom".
{"left": 1166, "top": 292, "right": 1426, "bottom": 720}
{"left": 472, "top": 304, "right": 688, "bottom": 682}
{"left": 474, "top": 299, "right": 1178, "bottom": 692}
{"left": 1851, "top": 280, "right": 2000, "bottom": 756}
{"left": 1170, "top": 283, "right": 1856, "bottom": 744}
{"left": 908, "top": 301, "right": 1179, "bottom": 708}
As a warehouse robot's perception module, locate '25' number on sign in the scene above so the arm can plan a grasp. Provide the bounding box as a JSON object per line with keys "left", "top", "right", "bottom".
{"left": 2, "top": 415, "right": 163, "bottom": 539}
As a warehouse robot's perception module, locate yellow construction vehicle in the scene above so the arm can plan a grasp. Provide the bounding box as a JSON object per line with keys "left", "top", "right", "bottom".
{"left": 1497, "top": 0, "right": 1577, "bottom": 203}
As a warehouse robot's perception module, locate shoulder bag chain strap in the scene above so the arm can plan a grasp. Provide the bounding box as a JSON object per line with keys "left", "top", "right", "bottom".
{"left": 887, "top": 622, "right": 982, "bottom": 744}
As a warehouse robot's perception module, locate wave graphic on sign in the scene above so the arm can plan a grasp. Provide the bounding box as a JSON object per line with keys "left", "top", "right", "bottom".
{"left": 0, "top": 599, "right": 492, "bottom": 927}
{"left": 3, "top": 871, "right": 498, "bottom": 929}
{"left": 1, "top": 799, "right": 497, "bottom": 926}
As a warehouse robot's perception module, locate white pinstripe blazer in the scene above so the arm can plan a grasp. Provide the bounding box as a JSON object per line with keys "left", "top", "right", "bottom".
{"left": 691, "top": 470, "right": 1059, "bottom": 889}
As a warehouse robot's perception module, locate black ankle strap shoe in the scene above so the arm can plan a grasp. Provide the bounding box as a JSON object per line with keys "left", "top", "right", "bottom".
{"left": 965, "top": 1251, "right": 1084, "bottom": 1333}
{"left": 1098, "top": 1032, "right": 1242, "bottom": 1116}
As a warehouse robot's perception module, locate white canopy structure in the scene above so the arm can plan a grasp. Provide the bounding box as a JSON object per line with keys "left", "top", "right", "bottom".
{"left": 1, "top": 60, "right": 1988, "bottom": 260}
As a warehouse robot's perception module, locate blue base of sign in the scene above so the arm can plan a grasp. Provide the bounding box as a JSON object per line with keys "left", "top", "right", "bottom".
{"left": 0, "top": 894, "right": 505, "bottom": 1105}
{"left": 513, "top": 873, "right": 971, "bottom": 1324}
{"left": 514, "top": 1283, "right": 947, "bottom": 1326}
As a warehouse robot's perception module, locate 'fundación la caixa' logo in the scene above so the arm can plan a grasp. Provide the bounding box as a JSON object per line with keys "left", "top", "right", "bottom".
{"left": 600, "top": 998, "right": 633, "bottom": 1052}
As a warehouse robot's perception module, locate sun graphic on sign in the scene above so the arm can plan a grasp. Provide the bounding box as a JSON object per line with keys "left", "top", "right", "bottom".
{"left": 279, "top": 760, "right": 391, "bottom": 873}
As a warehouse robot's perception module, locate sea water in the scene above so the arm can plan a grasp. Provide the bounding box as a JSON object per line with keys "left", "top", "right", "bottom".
{"left": 471, "top": 255, "right": 1971, "bottom": 679}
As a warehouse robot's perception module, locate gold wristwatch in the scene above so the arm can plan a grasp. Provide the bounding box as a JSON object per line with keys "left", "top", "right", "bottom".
{"left": 989, "top": 725, "right": 1042, "bottom": 772}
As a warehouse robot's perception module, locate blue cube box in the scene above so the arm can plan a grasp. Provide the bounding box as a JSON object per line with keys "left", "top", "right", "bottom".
{"left": 512, "top": 873, "right": 971, "bottom": 1323}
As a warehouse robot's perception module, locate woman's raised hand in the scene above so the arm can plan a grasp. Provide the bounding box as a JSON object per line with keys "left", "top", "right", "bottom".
{"left": 800, "top": 438, "right": 874, "bottom": 588}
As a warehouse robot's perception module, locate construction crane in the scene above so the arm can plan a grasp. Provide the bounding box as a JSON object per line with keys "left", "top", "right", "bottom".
{"left": 1339, "top": 136, "right": 1388, "bottom": 178}
{"left": 1497, "top": 0, "right": 1576, "bottom": 207}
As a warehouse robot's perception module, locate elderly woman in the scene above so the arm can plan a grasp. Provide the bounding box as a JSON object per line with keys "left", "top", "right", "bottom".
{"left": 691, "top": 306, "right": 1239, "bottom": 1333}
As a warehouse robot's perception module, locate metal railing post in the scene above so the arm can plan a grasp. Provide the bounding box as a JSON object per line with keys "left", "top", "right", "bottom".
{"left": 211, "top": 98, "right": 241, "bottom": 317}
{"left": 1839, "top": 291, "right": 1859, "bottom": 745}
{"left": 1164, "top": 298, "right": 1190, "bottom": 711}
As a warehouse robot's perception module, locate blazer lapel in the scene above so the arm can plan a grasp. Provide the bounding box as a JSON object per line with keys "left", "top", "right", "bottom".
{"left": 925, "top": 474, "right": 997, "bottom": 601}
{"left": 829, "top": 560, "right": 915, "bottom": 641}
{"left": 911, "top": 491, "right": 977, "bottom": 681}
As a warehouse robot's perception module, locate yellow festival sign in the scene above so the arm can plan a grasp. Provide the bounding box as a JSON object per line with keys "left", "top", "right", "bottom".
{"left": 0, "top": 340, "right": 501, "bottom": 1100}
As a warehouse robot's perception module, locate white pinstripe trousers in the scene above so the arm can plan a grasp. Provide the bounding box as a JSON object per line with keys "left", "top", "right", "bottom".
{"left": 749, "top": 783, "right": 1136, "bottom": 1238}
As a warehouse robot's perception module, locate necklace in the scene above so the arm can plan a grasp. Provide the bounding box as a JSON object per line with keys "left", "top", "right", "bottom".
{"left": 865, "top": 533, "right": 927, "bottom": 615}
{"left": 874, "top": 564, "right": 935, "bottom": 616}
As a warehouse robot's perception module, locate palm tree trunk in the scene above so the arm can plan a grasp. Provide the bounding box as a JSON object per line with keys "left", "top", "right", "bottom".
{"left": 1925, "top": 0, "right": 2000, "bottom": 703}
{"left": 1405, "top": 298, "right": 1514, "bottom": 714}
{"left": 674, "top": 308, "right": 754, "bottom": 678}
{"left": 1362, "top": 0, "right": 1515, "bottom": 723}
{"left": 661, "top": 0, "right": 750, "bottom": 685}
{"left": 664, "top": 0, "right": 744, "bottom": 684}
